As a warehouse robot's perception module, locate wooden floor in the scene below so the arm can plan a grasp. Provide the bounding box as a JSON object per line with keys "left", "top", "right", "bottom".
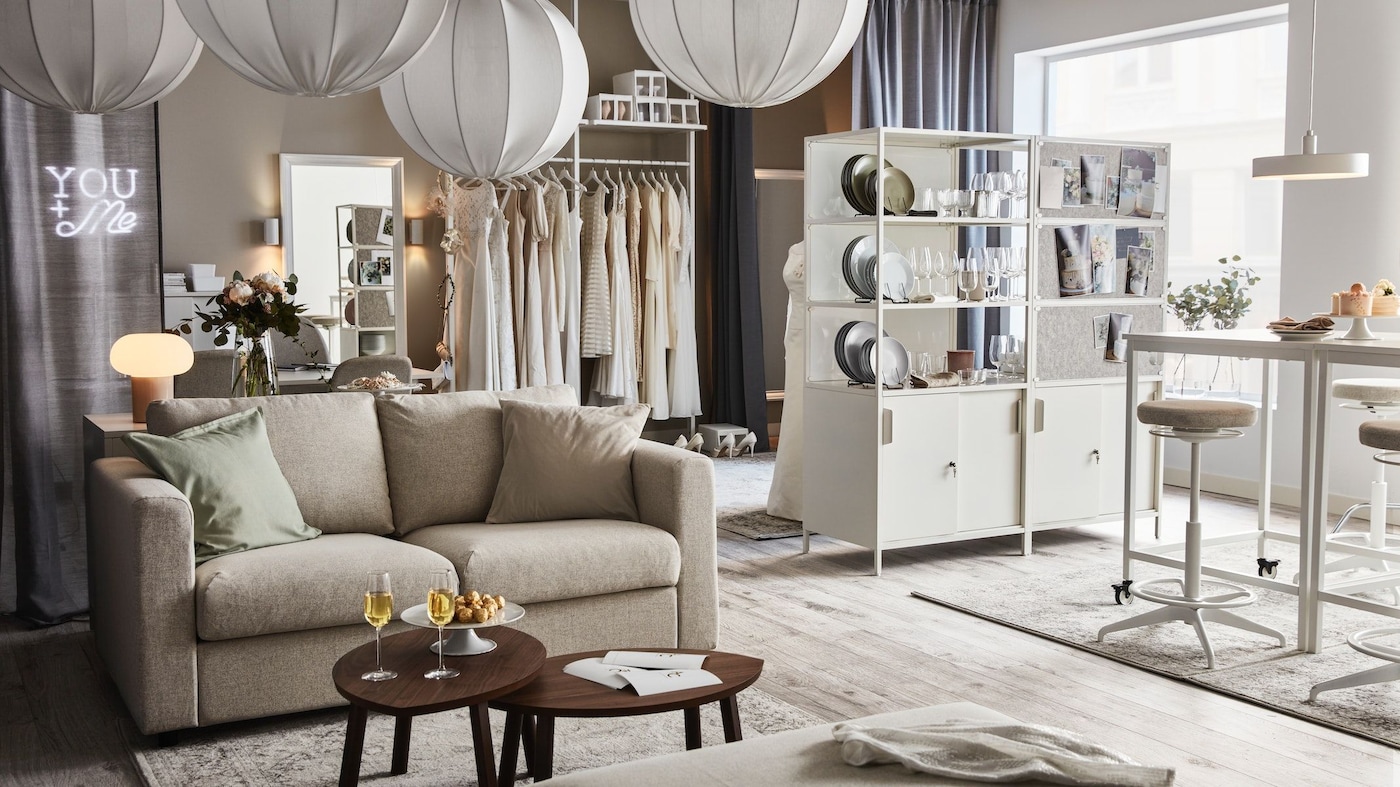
{"left": 3, "top": 489, "right": 1398, "bottom": 785}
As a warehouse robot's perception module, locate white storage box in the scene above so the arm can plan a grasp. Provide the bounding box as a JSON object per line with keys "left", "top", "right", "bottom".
{"left": 613, "top": 70, "right": 667, "bottom": 101}
{"left": 585, "top": 93, "right": 634, "bottom": 122}
{"left": 698, "top": 423, "right": 748, "bottom": 454}
{"left": 185, "top": 263, "right": 216, "bottom": 279}
{"left": 191, "top": 276, "right": 226, "bottom": 292}
{"left": 668, "top": 98, "right": 700, "bottom": 125}
{"left": 633, "top": 98, "right": 669, "bottom": 124}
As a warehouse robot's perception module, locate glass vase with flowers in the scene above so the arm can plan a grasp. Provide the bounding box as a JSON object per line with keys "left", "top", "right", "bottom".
{"left": 172, "top": 271, "right": 312, "bottom": 397}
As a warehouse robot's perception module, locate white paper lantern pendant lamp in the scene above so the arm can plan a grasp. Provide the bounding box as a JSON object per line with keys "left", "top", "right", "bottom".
{"left": 174, "top": 0, "right": 450, "bottom": 98}
{"left": 380, "top": 0, "right": 588, "bottom": 180}
{"left": 0, "top": 0, "right": 202, "bottom": 114}
{"left": 628, "top": 0, "right": 867, "bottom": 109}
{"left": 1252, "top": 0, "right": 1367, "bottom": 180}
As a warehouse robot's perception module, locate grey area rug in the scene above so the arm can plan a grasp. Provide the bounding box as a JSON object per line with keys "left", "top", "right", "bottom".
{"left": 134, "top": 688, "right": 822, "bottom": 786}
{"left": 912, "top": 539, "right": 1400, "bottom": 747}
{"left": 712, "top": 452, "right": 803, "bottom": 540}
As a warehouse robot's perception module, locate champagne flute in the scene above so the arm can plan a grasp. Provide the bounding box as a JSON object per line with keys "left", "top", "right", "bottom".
{"left": 362, "top": 572, "right": 397, "bottom": 682}
{"left": 424, "top": 569, "right": 460, "bottom": 680}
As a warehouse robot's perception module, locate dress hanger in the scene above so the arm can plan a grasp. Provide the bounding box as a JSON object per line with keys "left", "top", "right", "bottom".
{"left": 584, "top": 168, "right": 607, "bottom": 193}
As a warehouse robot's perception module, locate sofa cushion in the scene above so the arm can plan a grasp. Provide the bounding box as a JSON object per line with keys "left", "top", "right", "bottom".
{"left": 147, "top": 393, "right": 394, "bottom": 535}
{"left": 195, "top": 533, "right": 454, "bottom": 641}
{"left": 375, "top": 385, "right": 578, "bottom": 535}
{"left": 487, "top": 400, "right": 650, "bottom": 524}
{"left": 402, "top": 520, "right": 680, "bottom": 605}
{"left": 123, "top": 408, "right": 319, "bottom": 564}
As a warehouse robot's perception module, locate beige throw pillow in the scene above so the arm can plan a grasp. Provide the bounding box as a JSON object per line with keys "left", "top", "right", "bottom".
{"left": 487, "top": 401, "right": 650, "bottom": 523}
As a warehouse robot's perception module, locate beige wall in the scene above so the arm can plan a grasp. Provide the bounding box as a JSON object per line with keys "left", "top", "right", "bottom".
{"left": 156, "top": 1, "right": 854, "bottom": 383}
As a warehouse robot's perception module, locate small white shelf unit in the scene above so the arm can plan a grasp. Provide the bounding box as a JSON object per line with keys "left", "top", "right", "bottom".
{"left": 335, "top": 203, "right": 407, "bottom": 362}
{"left": 802, "top": 128, "right": 1171, "bottom": 574}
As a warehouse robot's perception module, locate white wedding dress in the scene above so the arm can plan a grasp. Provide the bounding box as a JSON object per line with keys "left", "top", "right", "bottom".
{"left": 767, "top": 243, "right": 805, "bottom": 521}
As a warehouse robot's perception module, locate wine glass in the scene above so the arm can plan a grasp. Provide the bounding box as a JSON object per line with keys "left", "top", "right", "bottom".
{"left": 933, "top": 251, "right": 958, "bottom": 297}
{"left": 362, "top": 572, "right": 397, "bottom": 682}
{"left": 954, "top": 189, "right": 974, "bottom": 218}
{"left": 936, "top": 188, "right": 956, "bottom": 217}
{"left": 910, "top": 246, "right": 933, "bottom": 302}
{"left": 1011, "top": 170, "right": 1028, "bottom": 218}
{"left": 424, "top": 569, "right": 460, "bottom": 680}
{"left": 988, "top": 335, "right": 1012, "bottom": 380}
{"left": 957, "top": 257, "right": 981, "bottom": 301}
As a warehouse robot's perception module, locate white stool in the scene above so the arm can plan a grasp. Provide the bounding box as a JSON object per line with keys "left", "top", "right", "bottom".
{"left": 1312, "top": 379, "right": 1400, "bottom": 603}
{"left": 1098, "top": 399, "right": 1287, "bottom": 669}
{"left": 1309, "top": 627, "right": 1400, "bottom": 701}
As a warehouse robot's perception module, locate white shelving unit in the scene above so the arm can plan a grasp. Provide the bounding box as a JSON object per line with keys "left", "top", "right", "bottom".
{"left": 801, "top": 128, "right": 1170, "bottom": 574}
{"left": 334, "top": 203, "right": 406, "bottom": 362}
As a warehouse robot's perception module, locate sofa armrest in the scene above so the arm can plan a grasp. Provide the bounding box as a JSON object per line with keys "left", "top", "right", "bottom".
{"left": 631, "top": 440, "right": 717, "bottom": 649}
{"left": 87, "top": 456, "right": 199, "bottom": 735}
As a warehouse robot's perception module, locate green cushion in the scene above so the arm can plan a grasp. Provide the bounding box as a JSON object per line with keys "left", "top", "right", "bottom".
{"left": 123, "top": 408, "right": 320, "bottom": 564}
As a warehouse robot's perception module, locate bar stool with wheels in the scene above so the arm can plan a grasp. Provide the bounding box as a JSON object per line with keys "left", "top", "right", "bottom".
{"left": 1309, "top": 380, "right": 1400, "bottom": 603}
{"left": 1098, "top": 399, "right": 1287, "bottom": 669}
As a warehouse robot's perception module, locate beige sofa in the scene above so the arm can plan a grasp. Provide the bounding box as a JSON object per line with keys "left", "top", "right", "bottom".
{"left": 87, "top": 386, "right": 717, "bottom": 736}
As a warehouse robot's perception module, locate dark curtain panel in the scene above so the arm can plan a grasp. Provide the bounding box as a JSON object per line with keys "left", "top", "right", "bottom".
{"left": 852, "top": 0, "right": 1000, "bottom": 365}
{"left": 1, "top": 90, "right": 161, "bottom": 625}
{"left": 708, "top": 106, "right": 769, "bottom": 449}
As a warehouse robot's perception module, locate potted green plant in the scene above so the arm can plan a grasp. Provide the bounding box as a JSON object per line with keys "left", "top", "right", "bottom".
{"left": 1166, "top": 255, "right": 1260, "bottom": 330}
{"left": 1165, "top": 255, "right": 1260, "bottom": 395}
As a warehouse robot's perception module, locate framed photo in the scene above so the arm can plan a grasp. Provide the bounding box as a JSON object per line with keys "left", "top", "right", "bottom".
{"left": 376, "top": 208, "right": 394, "bottom": 246}
{"left": 359, "top": 252, "right": 393, "bottom": 287}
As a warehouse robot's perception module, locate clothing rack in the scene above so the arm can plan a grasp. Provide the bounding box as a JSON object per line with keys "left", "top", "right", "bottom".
{"left": 550, "top": 157, "right": 692, "bottom": 168}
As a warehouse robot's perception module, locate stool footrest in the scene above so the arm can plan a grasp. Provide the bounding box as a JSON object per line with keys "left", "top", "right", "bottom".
{"left": 1131, "top": 578, "right": 1257, "bottom": 610}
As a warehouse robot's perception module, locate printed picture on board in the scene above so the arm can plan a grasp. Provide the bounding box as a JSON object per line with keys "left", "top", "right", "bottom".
{"left": 1052, "top": 158, "right": 1081, "bottom": 205}
{"left": 1055, "top": 224, "right": 1090, "bottom": 297}
{"left": 1080, "top": 155, "right": 1107, "bottom": 206}
{"left": 376, "top": 208, "right": 394, "bottom": 246}
{"left": 1090, "top": 224, "right": 1115, "bottom": 294}
{"left": 1126, "top": 246, "right": 1152, "bottom": 296}
{"left": 1106, "top": 176, "right": 1121, "bottom": 210}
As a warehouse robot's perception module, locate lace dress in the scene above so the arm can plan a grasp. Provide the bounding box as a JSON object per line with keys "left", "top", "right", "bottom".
{"left": 590, "top": 186, "right": 637, "bottom": 403}
{"left": 639, "top": 184, "right": 670, "bottom": 419}
{"left": 520, "top": 183, "right": 548, "bottom": 387}
{"left": 767, "top": 243, "right": 806, "bottom": 520}
{"left": 563, "top": 195, "right": 583, "bottom": 395}
{"left": 450, "top": 183, "right": 504, "bottom": 391}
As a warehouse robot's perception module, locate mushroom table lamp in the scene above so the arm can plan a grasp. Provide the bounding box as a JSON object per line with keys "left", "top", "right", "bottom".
{"left": 110, "top": 333, "right": 195, "bottom": 423}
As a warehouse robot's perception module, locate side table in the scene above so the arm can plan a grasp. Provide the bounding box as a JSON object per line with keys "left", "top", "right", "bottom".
{"left": 332, "top": 627, "right": 545, "bottom": 787}
{"left": 491, "top": 648, "right": 763, "bottom": 783}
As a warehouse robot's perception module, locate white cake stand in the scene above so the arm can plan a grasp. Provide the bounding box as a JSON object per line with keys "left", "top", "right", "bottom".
{"left": 1315, "top": 313, "right": 1400, "bottom": 341}
{"left": 401, "top": 601, "right": 525, "bottom": 656}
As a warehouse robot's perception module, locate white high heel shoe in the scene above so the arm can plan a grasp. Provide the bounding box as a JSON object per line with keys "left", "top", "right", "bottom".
{"left": 673, "top": 435, "right": 689, "bottom": 449}
{"left": 686, "top": 433, "right": 704, "bottom": 452}
{"left": 711, "top": 433, "right": 735, "bottom": 458}
{"left": 734, "top": 432, "right": 757, "bottom": 457}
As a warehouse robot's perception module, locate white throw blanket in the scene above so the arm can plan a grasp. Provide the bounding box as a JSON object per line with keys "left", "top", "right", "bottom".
{"left": 833, "top": 721, "right": 1174, "bottom": 786}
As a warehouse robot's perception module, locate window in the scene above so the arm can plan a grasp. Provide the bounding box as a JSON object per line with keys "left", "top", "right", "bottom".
{"left": 1045, "top": 21, "right": 1287, "bottom": 395}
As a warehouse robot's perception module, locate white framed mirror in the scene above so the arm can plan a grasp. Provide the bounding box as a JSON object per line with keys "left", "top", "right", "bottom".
{"left": 279, "top": 153, "right": 406, "bottom": 363}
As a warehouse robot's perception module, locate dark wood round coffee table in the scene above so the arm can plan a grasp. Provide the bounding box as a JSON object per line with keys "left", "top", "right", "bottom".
{"left": 490, "top": 648, "right": 763, "bottom": 783}
{"left": 333, "top": 627, "right": 545, "bottom": 787}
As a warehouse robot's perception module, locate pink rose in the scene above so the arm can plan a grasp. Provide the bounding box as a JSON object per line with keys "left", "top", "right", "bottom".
{"left": 225, "top": 280, "right": 254, "bottom": 305}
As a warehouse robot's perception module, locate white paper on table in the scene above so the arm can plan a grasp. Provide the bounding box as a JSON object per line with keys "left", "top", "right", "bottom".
{"left": 621, "top": 668, "right": 723, "bottom": 696}
{"left": 602, "top": 651, "right": 708, "bottom": 670}
{"left": 1038, "top": 166, "right": 1064, "bottom": 209}
{"left": 563, "top": 657, "right": 638, "bottom": 690}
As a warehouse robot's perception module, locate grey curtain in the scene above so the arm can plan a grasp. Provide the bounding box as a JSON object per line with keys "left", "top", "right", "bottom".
{"left": 853, "top": 0, "right": 1000, "bottom": 365}
{"left": 0, "top": 90, "right": 162, "bottom": 625}
{"left": 709, "top": 106, "right": 769, "bottom": 450}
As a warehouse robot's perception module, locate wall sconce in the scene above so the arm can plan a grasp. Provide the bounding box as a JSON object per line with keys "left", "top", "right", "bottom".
{"left": 264, "top": 218, "right": 281, "bottom": 246}
{"left": 408, "top": 218, "right": 424, "bottom": 245}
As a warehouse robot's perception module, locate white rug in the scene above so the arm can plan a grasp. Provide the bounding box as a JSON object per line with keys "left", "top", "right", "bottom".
{"left": 913, "top": 539, "right": 1400, "bottom": 747}
{"left": 134, "top": 689, "right": 822, "bottom": 786}
{"left": 713, "top": 453, "right": 803, "bottom": 540}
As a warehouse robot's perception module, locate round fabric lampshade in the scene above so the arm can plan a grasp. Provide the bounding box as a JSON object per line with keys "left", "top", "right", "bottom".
{"left": 110, "top": 333, "right": 195, "bottom": 378}
{"left": 627, "top": 0, "right": 866, "bottom": 109}
{"left": 175, "top": 0, "right": 449, "bottom": 98}
{"left": 0, "top": 0, "right": 202, "bottom": 114}
{"left": 380, "top": 0, "right": 588, "bottom": 179}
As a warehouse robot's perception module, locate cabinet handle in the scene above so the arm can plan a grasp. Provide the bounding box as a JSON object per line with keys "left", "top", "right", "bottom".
{"left": 1034, "top": 399, "right": 1045, "bottom": 433}
{"left": 882, "top": 408, "right": 893, "bottom": 445}
{"left": 948, "top": 461, "right": 958, "bottom": 478}
{"left": 1092, "top": 449, "right": 1101, "bottom": 464}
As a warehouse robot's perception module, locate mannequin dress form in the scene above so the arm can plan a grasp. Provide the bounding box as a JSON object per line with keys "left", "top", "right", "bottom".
{"left": 767, "top": 243, "right": 805, "bottom": 521}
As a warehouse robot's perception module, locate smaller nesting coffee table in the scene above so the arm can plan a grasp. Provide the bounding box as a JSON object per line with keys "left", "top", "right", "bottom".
{"left": 332, "top": 627, "right": 546, "bottom": 787}
{"left": 491, "top": 648, "right": 763, "bottom": 783}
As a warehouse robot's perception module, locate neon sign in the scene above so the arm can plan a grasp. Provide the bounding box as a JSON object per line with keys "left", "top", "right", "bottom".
{"left": 44, "top": 166, "right": 139, "bottom": 237}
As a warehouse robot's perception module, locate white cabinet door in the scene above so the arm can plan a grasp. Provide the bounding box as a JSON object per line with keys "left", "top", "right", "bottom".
{"left": 957, "top": 390, "right": 1023, "bottom": 531}
{"left": 1098, "top": 382, "right": 1158, "bottom": 516}
{"left": 880, "top": 396, "right": 959, "bottom": 541}
{"left": 1031, "top": 386, "right": 1101, "bottom": 524}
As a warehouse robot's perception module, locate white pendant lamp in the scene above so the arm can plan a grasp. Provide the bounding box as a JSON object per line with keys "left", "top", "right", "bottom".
{"left": 1252, "top": 0, "right": 1367, "bottom": 180}
{"left": 0, "top": 0, "right": 201, "bottom": 114}
{"left": 174, "top": 0, "right": 449, "bottom": 98}
{"left": 379, "top": 0, "right": 588, "bottom": 179}
{"left": 627, "top": 0, "right": 867, "bottom": 109}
